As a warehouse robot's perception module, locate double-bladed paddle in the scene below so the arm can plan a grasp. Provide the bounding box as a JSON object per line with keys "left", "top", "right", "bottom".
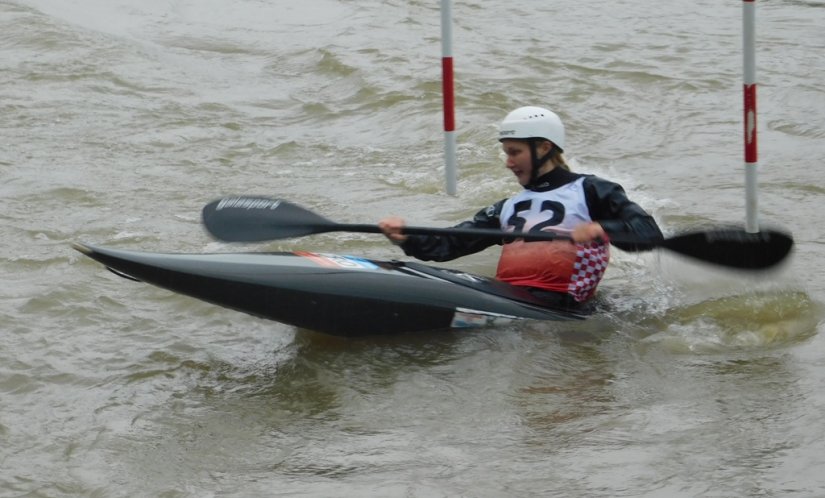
{"left": 201, "top": 196, "right": 794, "bottom": 270}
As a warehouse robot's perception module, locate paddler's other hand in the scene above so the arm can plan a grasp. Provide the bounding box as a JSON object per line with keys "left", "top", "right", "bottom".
{"left": 379, "top": 216, "right": 408, "bottom": 245}
{"left": 571, "top": 222, "right": 608, "bottom": 244}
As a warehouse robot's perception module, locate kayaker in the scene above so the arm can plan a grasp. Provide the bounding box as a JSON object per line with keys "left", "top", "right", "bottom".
{"left": 379, "top": 105, "right": 663, "bottom": 309}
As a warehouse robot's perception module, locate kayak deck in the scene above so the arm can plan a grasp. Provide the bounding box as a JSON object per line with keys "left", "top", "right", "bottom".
{"left": 73, "top": 243, "right": 585, "bottom": 336}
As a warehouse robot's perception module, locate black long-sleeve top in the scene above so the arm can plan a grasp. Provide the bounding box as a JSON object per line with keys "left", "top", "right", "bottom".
{"left": 399, "top": 168, "right": 664, "bottom": 262}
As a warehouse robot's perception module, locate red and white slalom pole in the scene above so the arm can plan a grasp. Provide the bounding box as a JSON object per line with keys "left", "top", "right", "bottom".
{"left": 441, "top": 0, "right": 457, "bottom": 195}
{"left": 743, "top": 0, "right": 758, "bottom": 232}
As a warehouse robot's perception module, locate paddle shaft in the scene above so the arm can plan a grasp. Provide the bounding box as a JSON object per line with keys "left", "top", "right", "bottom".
{"left": 283, "top": 221, "right": 792, "bottom": 270}
{"left": 326, "top": 223, "right": 573, "bottom": 243}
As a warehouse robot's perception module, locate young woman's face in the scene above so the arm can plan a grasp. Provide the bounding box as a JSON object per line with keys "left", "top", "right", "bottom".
{"left": 501, "top": 140, "right": 552, "bottom": 186}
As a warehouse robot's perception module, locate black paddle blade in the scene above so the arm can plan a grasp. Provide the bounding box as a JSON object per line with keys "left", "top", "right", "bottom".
{"left": 662, "top": 228, "right": 794, "bottom": 270}
{"left": 202, "top": 196, "right": 335, "bottom": 242}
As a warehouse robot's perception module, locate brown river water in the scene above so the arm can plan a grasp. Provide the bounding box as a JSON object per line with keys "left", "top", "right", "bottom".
{"left": 2, "top": 1, "right": 825, "bottom": 496}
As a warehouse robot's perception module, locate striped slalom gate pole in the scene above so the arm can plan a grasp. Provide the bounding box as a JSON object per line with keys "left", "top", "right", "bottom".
{"left": 441, "top": 0, "right": 457, "bottom": 195}
{"left": 743, "top": 0, "right": 759, "bottom": 232}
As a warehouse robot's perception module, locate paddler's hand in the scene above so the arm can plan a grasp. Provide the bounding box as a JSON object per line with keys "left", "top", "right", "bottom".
{"left": 571, "top": 222, "right": 608, "bottom": 244}
{"left": 379, "top": 216, "right": 408, "bottom": 245}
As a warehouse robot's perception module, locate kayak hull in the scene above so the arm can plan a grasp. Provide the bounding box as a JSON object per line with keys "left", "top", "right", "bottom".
{"left": 73, "top": 244, "right": 585, "bottom": 337}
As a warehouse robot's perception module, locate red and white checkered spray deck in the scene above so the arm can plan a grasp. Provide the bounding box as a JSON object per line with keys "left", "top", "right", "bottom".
{"left": 568, "top": 243, "right": 610, "bottom": 302}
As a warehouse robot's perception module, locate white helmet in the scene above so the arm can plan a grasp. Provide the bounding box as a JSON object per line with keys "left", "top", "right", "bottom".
{"left": 498, "top": 106, "right": 565, "bottom": 151}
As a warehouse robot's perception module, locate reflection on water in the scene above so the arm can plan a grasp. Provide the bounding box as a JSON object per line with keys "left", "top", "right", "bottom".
{"left": 508, "top": 318, "right": 811, "bottom": 496}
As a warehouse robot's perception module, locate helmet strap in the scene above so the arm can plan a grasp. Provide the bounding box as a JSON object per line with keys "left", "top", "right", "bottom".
{"left": 527, "top": 139, "right": 557, "bottom": 186}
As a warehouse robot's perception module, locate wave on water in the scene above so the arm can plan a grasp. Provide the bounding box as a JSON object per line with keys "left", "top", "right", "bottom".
{"left": 637, "top": 290, "right": 822, "bottom": 353}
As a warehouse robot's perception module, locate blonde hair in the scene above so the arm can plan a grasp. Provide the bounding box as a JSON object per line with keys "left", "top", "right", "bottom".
{"left": 537, "top": 138, "right": 569, "bottom": 171}
{"left": 550, "top": 152, "right": 570, "bottom": 171}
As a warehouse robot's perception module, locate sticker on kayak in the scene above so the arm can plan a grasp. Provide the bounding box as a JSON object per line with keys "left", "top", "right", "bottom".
{"left": 451, "top": 308, "right": 520, "bottom": 328}
{"left": 295, "top": 251, "right": 380, "bottom": 270}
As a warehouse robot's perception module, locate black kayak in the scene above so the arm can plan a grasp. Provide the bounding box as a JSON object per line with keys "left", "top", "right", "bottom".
{"left": 73, "top": 243, "right": 586, "bottom": 336}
